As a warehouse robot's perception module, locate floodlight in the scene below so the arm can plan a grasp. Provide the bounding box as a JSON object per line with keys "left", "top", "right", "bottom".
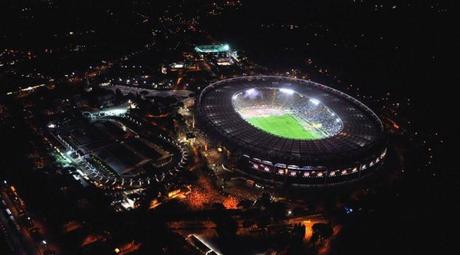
{"left": 245, "top": 88, "right": 256, "bottom": 96}
{"left": 279, "top": 88, "right": 295, "bottom": 95}
{"left": 309, "top": 98, "right": 320, "bottom": 105}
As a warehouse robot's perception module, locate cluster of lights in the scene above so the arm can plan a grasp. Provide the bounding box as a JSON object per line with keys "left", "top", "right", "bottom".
{"left": 51, "top": 116, "right": 190, "bottom": 190}
{"left": 249, "top": 149, "right": 386, "bottom": 179}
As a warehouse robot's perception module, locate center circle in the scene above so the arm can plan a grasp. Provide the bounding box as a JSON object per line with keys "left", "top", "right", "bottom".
{"left": 231, "top": 87, "right": 343, "bottom": 140}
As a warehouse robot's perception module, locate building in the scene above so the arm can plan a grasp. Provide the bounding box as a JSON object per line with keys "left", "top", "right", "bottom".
{"left": 197, "top": 76, "right": 387, "bottom": 187}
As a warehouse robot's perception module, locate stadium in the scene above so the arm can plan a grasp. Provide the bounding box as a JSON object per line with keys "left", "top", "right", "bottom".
{"left": 197, "top": 76, "right": 387, "bottom": 186}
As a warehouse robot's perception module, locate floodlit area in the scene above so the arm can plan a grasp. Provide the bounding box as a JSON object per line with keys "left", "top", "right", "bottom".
{"left": 232, "top": 87, "right": 343, "bottom": 140}
{"left": 194, "top": 43, "right": 231, "bottom": 53}
{"left": 246, "top": 114, "right": 322, "bottom": 140}
{"left": 198, "top": 76, "right": 386, "bottom": 186}
{"left": 47, "top": 112, "right": 190, "bottom": 190}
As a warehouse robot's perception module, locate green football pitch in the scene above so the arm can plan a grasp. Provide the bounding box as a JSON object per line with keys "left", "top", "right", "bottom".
{"left": 246, "top": 114, "right": 323, "bottom": 140}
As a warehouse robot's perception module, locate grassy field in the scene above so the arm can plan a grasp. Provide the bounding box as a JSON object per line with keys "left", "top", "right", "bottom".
{"left": 246, "top": 114, "right": 322, "bottom": 140}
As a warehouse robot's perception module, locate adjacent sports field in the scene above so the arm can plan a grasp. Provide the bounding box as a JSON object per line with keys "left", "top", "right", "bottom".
{"left": 246, "top": 114, "right": 322, "bottom": 140}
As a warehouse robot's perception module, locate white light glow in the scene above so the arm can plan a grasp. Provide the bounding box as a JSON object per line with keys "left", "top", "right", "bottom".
{"left": 172, "top": 63, "right": 184, "bottom": 68}
{"left": 192, "top": 235, "right": 223, "bottom": 255}
{"left": 101, "top": 108, "right": 128, "bottom": 116}
{"left": 245, "top": 88, "right": 257, "bottom": 96}
{"left": 309, "top": 98, "right": 320, "bottom": 105}
{"left": 121, "top": 198, "right": 136, "bottom": 209}
{"left": 280, "top": 88, "right": 295, "bottom": 95}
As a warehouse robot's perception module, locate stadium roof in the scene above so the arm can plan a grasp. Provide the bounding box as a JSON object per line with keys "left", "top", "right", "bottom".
{"left": 198, "top": 76, "right": 386, "bottom": 167}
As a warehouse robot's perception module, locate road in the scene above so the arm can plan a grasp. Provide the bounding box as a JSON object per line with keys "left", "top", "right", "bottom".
{"left": 1, "top": 182, "right": 58, "bottom": 255}
{"left": 0, "top": 206, "right": 28, "bottom": 254}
